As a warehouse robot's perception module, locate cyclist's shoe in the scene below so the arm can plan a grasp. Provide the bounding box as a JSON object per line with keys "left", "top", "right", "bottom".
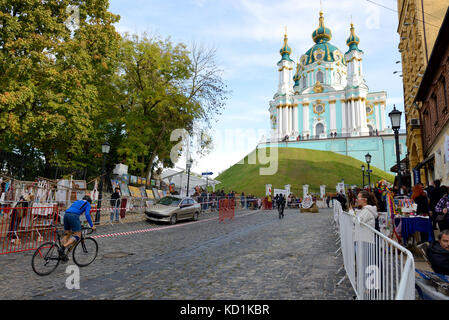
{"left": 60, "top": 253, "right": 69, "bottom": 264}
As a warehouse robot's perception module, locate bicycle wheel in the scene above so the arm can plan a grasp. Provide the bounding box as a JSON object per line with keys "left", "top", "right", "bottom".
{"left": 72, "top": 237, "right": 98, "bottom": 267}
{"left": 32, "top": 242, "right": 60, "bottom": 276}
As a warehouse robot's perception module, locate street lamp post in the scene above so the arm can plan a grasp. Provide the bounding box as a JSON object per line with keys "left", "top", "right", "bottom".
{"left": 96, "top": 141, "right": 110, "bottom": 224}
{"left": 186, "top": 158, "right": 193, "bottom": 197}
{"left": 365, "top": 152, "right": 372, "bottom": 189}
{"left": 361, "top": 165, "right": 365, "bottom": 188}
{"left": 389, "top": 105, "right": 403, "bottom": 195}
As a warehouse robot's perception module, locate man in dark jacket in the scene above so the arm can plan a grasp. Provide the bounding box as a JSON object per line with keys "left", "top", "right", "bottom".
{"left": 429, "top": 180, "right": 445, "bottom": 230}
{"left": 426, "top": 229, "right": 449, "bottom": 275}
{"left": 110, "top": 187, "right": 121, "bottom": 224}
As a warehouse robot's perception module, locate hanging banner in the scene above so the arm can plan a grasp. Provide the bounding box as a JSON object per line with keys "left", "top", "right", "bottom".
{"left": 413, "top": 168, "right": 421, "bottom": 185}
{"left": 284, "top": 184, "right": 291, "bottom": 196}
{"left": 266, "top": 184, "right": 272, "bottom": 196}
{"left": 336, "top": 183, "right": 345, "bottom": 194}
{"left": 320, "top": 185, "right": 326, "bottom": 198}
{"left": 303, "top": 185, "right": 309, "bottom": 198}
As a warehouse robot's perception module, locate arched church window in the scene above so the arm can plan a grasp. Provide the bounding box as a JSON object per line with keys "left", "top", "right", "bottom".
{"left": 336, "top": 72, "right": 341, "bottom": 84}
{"left": 302, "top": 76, "right": 307, "bottom": 88}
{"left": 316, "top": 123, "right": 324, "bottom": 136}
{"left": 317, "top": 70, "right": 324, "bottom": 83}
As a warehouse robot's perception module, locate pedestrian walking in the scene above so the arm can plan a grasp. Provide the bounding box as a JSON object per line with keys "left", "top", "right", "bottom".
{"left": 278, "top": 194, "right": 285, "bottom": 219}
{"left": 110, "top": 187, "right": 121, "bottom": 224}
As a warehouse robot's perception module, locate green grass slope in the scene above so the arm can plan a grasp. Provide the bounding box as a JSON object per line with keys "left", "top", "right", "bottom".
{"left": 215, "top": 148, "right": 394, "bottom": 197}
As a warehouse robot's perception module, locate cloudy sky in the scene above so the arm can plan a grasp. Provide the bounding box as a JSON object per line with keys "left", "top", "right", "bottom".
{"left": 109, "top": 0, "right": 405, "bottom": 178}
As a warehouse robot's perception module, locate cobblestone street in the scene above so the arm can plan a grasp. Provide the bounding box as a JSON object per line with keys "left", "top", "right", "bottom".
{"left": 0, "top": 208, "right": 354, "bottom": 300}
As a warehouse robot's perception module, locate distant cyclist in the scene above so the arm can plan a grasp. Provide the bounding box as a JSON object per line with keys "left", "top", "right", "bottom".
{"left": 60, "top": 195, "right": 96, "bottom": 260}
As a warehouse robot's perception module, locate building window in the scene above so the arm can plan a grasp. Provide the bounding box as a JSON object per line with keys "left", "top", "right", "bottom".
{"left": 303, "top": 76, "right": 307, "bottom": 88}
{"left": 336, "top": 72, "right": 341, "bottom": 84}
{"left": 316, "top": 70, "right": 324, "bottom": 83}
{"left": 441, "top": 76, "right": 448, "bottom": 111}
{"left": 432, "top": 94, "right": 438, "bottom": 124}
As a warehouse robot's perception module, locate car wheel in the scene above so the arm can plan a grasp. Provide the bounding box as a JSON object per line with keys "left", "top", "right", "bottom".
{"left": 193, "top": 212, "right": 199, "bottom": 221}
{"left": 170, "top": 214, "right": 177, "bottom": 225}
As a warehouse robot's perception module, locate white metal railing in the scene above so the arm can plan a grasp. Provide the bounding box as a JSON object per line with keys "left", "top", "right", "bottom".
{"left": 333, "top": 202, "right": 415, "bottom": 300}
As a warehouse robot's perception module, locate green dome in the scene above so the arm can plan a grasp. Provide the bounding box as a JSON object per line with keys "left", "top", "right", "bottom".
{"left": 312, "top": 11, "right": 332, "bottom": 44}
{"left": 279, "top": 33, "right": 293, "bottom": 62}
{"left": 346, "top": 23, "right": 361, "bottom": 53}
{"left": 303, "top": 42, "right": 343, "bottom": 66}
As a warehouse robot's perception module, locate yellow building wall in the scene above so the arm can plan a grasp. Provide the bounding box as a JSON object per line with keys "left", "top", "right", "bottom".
{"left": 397, "top": 0, "right": 447, "bottom": 184}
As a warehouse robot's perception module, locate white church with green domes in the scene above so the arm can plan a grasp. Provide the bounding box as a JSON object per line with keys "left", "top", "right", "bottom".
{"left": 260, "top": 11, "right": 407, "bottom": 175}
{"left": 269, "top": 11, "right": 388, "bottom": 140}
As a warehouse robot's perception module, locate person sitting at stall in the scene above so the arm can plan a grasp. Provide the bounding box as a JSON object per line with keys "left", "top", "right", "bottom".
{"left": 411, "top": 184, "right": 432, "bottom": 244}
{"left": 426, "top": 229, "right": 449, "bottom": 275}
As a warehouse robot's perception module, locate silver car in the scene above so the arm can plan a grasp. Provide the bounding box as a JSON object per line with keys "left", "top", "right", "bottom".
{"left": 145, "top": 196, "right": 201, "bottom": 225}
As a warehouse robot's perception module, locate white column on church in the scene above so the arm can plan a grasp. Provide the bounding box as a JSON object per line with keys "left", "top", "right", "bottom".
{"left": 283, "top": 106, "right": 287, "bottom": 136}
{"left": 330, "top": 100, "right": 336, "bottom": 131}
{"left": 293, "top": 106, "right": 298, "bottom": 134}
{"left": 341, "top": 100, "right": 347, "bottom": 134}
{"left": 303, "top": 104, "right": 309, "bottom": 136}
{"left": 374, "top": 103, "right": 380, "bottom": 131}
{"left": 360, "top": 99, "right": 369, "bottom": 133}
{"left": 278, "top": 106, "right": 283, "bottom": 137}
{"left": 288, "top": 106, "right": 292, "bottom": 134}
{"left": 354, "top": 98, "right": 359, "bottom": 131}
{"left": 351, "top": 98, "right": 356, "bottom": 132}
{"left": 380, "top": 102, "right": 386, "bottom": 131}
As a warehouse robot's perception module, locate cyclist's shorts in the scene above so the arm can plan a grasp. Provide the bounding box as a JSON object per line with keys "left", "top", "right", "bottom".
{"left": 63, "top": 212, "right": 82, "bottom": 232}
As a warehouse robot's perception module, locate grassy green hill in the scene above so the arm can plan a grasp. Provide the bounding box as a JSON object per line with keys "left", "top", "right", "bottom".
{"left": 214, "top": 148, "right": 394, "bottom": 197}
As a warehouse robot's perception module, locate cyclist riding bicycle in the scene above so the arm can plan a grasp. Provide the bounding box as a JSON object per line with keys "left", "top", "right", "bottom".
{"left": 60, "top": 195, "right": 96, "bottom": 260}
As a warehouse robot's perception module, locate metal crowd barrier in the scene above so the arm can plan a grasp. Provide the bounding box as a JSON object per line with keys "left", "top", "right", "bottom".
{"left": 333, "top": 201, "right": 415, "bottom": 300}
{"left": 0, "top": 204, "right": 59, "bottom": 255}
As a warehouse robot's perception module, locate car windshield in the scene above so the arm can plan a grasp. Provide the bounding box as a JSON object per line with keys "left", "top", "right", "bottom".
{"left": 156, "top": 196, "right": 181, "bottom": 207}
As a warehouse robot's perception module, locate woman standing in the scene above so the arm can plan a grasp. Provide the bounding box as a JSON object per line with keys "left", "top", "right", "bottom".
{"left": 411, "top": 184, "right": 432, "bottom": 243}
{"left": 349, "top": 190, "right": 379, "bottom": 229}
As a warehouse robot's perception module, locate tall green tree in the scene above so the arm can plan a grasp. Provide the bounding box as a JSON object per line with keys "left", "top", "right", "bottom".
{"left": 117, "top": 35, "right": 228, "bottom": 180}
{"left": 0, "top": 0, "right": 121, "bottom": 173}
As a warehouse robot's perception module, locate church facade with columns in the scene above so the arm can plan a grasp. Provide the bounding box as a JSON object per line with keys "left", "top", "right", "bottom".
{"left": 269, "top": 12, "right": 387, "bottom": 140}
{"left": 260, "top": 11, "right": 407, "bottom": 175}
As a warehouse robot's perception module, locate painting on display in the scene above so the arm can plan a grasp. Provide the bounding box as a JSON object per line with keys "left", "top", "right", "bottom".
{"left": 71, "top": 180, "right": 87, "bottom": 201}
{"left": 128, "top": 186, "right": 142, "bottom": 198}
{"left": 152, "top": 188, "right": 160, "bottom": 200}
{"left": 111, "top": 179, "right": 120, "bottom": 191}
{"left": 119, "top": 182, "right": 130, "bottom": 196}
{"left": 130, "top": 175, "right": 138, "bottom": 184}
{"left": 139, "top": 187, "right": 147, "bottom": 198}
{"left": 146, "top": 189, "right": 154, "bottom": 199}
{"left": 158, "top": 190, "right": 164, "bottom": 199}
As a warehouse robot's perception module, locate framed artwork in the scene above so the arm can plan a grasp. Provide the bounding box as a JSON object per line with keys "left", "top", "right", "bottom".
{"left": 130, "top": 175, "right": 138, "bottom": 184}
{"left": 158, "top": 190, "right": 164, "bottom": 199}
{"left": 152, "top": 188, "right": 160, "bottom": 200}
{"left": 119, "top": 183, "right": 130, "bottom": 196}
{"left": 128, "top": 186, "right": 142, "bottom": 198}
{"left": 111, "top": 179, "right": 120, "bottom": 191}
{"left": 146, "top": 189, "right": 154, "bottom": 199}
{"left": 139, "top": 186, "right": 146, "bottom": 198}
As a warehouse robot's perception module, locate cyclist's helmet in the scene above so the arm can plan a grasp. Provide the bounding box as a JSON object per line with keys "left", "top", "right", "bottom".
{"left": 82, "top": 195, "right": 92, "bottom": 204}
